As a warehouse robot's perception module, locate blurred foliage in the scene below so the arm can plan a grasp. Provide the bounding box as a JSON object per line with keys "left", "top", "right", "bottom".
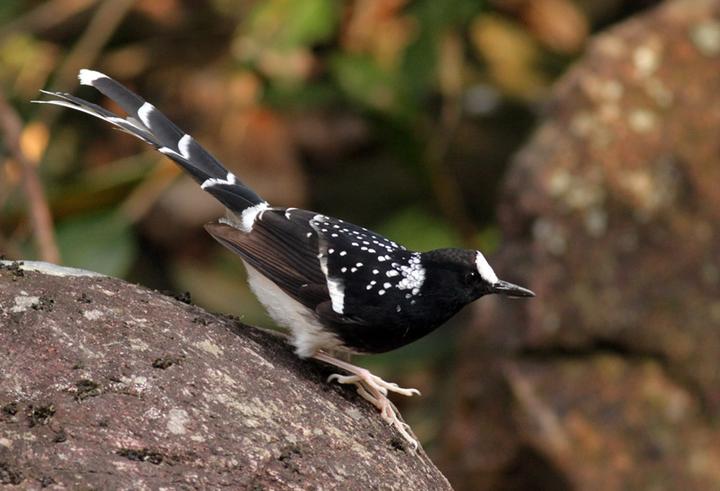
{"left": 0, "top": 0, "right": 659, "bottom": 469}
{"left": 55, "top": 209, "right": 137, "bottom": 277}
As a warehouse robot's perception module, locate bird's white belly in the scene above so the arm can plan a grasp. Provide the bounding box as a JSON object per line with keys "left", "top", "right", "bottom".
{"left": 243, "top": 262, "right": 343, "bottom": 358}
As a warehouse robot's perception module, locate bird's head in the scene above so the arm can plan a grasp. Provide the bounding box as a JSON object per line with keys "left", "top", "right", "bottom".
{"left": 421, "top": 248, "right": 535, "bottom": 303}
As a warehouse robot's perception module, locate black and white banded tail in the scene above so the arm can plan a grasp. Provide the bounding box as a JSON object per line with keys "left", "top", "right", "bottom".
{"left": 34, "top": 69, "right": 266, "bottom": 219}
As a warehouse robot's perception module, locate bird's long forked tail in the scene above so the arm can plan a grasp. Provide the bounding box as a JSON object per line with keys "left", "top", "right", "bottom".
{"left": 33, "top": 69, "right": 266, "bottom": 216}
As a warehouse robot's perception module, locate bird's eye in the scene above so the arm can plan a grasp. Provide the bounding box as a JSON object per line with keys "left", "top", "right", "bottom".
{"left": 464, "top": 272, "right": 476, "bottom": 285}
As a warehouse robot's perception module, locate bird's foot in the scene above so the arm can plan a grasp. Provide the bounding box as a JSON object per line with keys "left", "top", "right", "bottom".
{"left": 327, "top": 372, "right": 420, "bottom": 452}
{"left": 327, "top": 372, "right": 421, "bottom": 398}
{"left": 313, "top": 352, "right": 421, "bottom": 451}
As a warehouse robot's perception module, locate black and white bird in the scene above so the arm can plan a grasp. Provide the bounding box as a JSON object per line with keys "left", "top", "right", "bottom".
{"left": 36, "top": 69, "right": 534, "bottom": 449}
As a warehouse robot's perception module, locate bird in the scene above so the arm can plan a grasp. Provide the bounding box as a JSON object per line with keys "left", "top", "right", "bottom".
{"left": 35, "top": 69, "right": 535, "bottom": 450}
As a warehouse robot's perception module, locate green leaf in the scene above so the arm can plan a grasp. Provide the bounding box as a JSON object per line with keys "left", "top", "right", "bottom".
{"left": 402, "top": 0, "right": 484, "bottom": 100}
{"left": 409, "top": 0, "right": 483, "bottom": 31}
{"left": 246, "top": 0, "right": 337, "bottom": 49}
{"left": 56, "top": 210, "right": 137, "bottom": 277}
{"left": 330, "top": 54, "right": 406, "bottom": 114}
{"left": 0, "top": 0, "right": 21, "bottom": 25}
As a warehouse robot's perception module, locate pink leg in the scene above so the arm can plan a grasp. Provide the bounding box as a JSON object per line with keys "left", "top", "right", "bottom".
{"left": 312, "top": 351, "right": 421, "bottom": 451}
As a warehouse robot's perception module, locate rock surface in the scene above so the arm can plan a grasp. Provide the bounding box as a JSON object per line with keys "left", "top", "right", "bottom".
{"left": 0, "top": 261, "right": 450, "bottom": 489}
{"left": 440, "top": 0, "right": 720, "bottom": 489}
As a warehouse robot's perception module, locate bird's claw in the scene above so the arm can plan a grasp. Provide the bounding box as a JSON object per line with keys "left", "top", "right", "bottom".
{"left": 326, "top": 369, "right": 420, "bottom": 451}
{"left": 314, "top": 352, "right": 421, "bottom": 451}
{"left": 327, "top": 372, "right": 421, "bottom": 398}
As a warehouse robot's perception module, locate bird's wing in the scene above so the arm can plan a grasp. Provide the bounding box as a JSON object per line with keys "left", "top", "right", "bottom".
{"left": 206, "top": 208, "right": 417, "bottom": 326}
{"left": 205, "top": 208, "right": 336, "bottom": 312}
{"left": 307, "top": 213, "right": 418, "bottom": 317}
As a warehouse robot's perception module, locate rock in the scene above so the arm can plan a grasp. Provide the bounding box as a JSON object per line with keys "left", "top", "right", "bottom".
{"left": 0, "top": 261, "right": 450, "bottom": 489}
{"left": 440, "top": 1, "right": 720, "bottom": 489}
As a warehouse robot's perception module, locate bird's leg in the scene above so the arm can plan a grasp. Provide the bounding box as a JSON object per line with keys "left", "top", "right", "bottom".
{"left": 312, "top": 351, "right": 421, "bottom": 451}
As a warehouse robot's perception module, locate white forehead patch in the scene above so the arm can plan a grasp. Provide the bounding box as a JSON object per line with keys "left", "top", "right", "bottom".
{"left": 475, "top": 251, "right": 499, "bottom": 284}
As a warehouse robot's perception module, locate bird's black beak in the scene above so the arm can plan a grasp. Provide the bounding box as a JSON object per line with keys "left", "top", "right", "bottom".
{"left": 492, "top": 280, "right": 535, "bottom": 298}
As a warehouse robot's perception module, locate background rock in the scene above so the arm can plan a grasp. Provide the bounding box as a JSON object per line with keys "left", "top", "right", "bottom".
{"left": 440, "top": 0, "right": 720, "bottom": 489}
{"left": 0, "top": 260, "right": 450, "bottom": 490}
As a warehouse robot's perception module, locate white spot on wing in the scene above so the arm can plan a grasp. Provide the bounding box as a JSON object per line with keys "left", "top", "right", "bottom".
{"left": 78, "top": 69, "right": 107, "bottom": 86}
{"left": 475, "top": 251, "right": 499, "bottom": 284}
{"left": 318, "top": 246, "right": 345, "bottom": 314}
{"left": 327, "top": 276, "right": 346, "bottom": 314}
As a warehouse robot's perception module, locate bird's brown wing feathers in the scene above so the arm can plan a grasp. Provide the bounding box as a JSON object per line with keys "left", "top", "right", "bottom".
{"left": 204, "top": 209, "right": 330, "bottom": 310}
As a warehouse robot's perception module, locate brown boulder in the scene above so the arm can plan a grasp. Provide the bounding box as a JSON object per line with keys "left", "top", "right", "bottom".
{"left": 441, "top": 0, "right": 720, "bottom": 489}
{"left": 0, "top": 260, "right": 450, "bottom": 489}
